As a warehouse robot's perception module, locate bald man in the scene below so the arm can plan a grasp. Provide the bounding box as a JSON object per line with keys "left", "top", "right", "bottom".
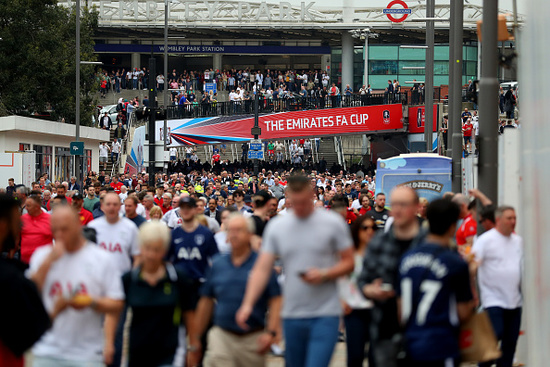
{"left": 28, "top": 206, "right": 125, "bottom": 366}
{"left": 357, "top": 186, "right": 427, "bottom": 367}
{"left": 88, "top": 192, "right": 140, "bottom": 274}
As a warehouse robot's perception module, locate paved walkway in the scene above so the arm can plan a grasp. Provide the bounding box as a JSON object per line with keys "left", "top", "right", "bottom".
{"left": 267, "top": 342, "right": 354, "bottom": 367}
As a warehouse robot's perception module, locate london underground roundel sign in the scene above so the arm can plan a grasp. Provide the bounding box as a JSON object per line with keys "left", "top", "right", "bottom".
{"left": 383, "top": 0, "right": 412, "bottom": 23}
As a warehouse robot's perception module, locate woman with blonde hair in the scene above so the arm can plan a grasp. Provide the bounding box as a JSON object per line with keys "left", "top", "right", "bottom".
{"left": 121, "top": 221, "right": 198, "bottom": 367}
{"left": 148, "top": 206, "right": 164, "bottom": 221}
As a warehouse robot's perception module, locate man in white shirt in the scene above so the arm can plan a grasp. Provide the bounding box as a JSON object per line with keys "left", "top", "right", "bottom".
{"left": 99, "top": 142, "right": 110, "bottom": 171}
{"left": 88, "top": 192, "right": 140, "bottom": 273}
{"left": 472, "top": 206, "right": 523, "bottom": 367}
{"left": 169, "top": 147, "right": 178, "bottom": 161}
{"left": 29, "top": 206, "right": 124, "bottom": 366}
{"left": 111, "top": 139, "right": 121, "bottom": 168}
{"left": 472, "top": 111, "right": 480, "bottom": 154}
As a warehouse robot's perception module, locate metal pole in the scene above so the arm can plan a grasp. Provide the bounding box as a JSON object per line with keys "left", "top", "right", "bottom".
{"left": 450, "top": 0, "right": 464, "bottom": 192}
{"left": 163, "top": 0, "right": 168, "bottom": 151}
{"left": 148, "top": 57, "right": 157, "bottom": 187}
{"left": 477, "top": 0, "right": 499, "bottom": 207}
{"left": 253, "top": 91, "right": 259, "bottom": 176}
{"left": 364, "top": 35, "right": 369, "bottom": 87}
{"left": 447, "top": 3, "right": 455, "bottom": 159}
{"left": 424, "top": 0, "right": 435, "bottom": 150}
{"left": 75, "top": 0, "right": 81, "bottom": 186}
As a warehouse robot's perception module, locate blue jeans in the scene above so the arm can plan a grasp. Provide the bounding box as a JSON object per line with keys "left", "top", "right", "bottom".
{"left": 283, "top": 316, "right": 339, "bottom": 367}
{"left": 344, "top": 309, "right": 375, "bottom": 367}
{"left": 479, "top": 307, "right": 522, "bottom": 367}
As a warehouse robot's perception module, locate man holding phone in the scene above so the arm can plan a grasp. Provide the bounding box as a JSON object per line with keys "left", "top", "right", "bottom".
{"left": 358, "top": 186, "right": 426, "bottom": 367}
{"left": 236, "top": 175, "right": 354, "bottom": 367}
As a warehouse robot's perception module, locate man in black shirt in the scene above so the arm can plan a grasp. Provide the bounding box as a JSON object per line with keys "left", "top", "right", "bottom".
{"left": 0, "top": 195, "right": 50, "bottom": 362}
{"left": 367, "top": 193, "right": 390, "bottom": 229}
{"left": 358, "top": 187, "right": 426, "bottom": 367}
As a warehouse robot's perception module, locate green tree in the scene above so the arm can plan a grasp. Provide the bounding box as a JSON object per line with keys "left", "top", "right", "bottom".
{"left": 0, "top": 0, "right": 99, "bottom": 126}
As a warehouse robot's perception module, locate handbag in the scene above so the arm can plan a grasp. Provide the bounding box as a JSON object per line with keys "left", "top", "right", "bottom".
{"left": 459, "top": 310, "right": 502, "bottom": 362}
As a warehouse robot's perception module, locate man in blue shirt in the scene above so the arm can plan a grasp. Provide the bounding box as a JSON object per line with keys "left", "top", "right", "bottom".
{"left": 461, "top": 108, "right": 472, "bottom": 123}
{"left": 397, "top": 199, "right": 475, "bottom": 367}
{"left": 190, "top": 214, "right": 281, "bottom": 366}
{"left": 167, "top": 196, "right": 218, "bottom": 284}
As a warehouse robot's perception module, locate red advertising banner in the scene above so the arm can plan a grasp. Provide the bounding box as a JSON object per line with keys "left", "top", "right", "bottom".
{"left": 408, "top": 105, "right": 438, "bottom": 133}
{"left": 163, "top": 104, "right": 404, "bottom": 146}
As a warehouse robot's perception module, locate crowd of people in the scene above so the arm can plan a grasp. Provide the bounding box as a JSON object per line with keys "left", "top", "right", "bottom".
{"left": 1, "top": 162, "right": 523, "bottom": 367}
{"left": 439, "top": 101, "right": 519, "bottom": 156}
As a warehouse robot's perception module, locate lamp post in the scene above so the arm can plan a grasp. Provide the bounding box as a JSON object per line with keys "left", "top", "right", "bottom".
{"left": 163, "top": 0, "right": 168, "bottom": 152}
{"left": 75, "top": 0, "right": 81, "bottom": 186}
{"left": 350, "top": 28, "right": 379, "bottom": 88}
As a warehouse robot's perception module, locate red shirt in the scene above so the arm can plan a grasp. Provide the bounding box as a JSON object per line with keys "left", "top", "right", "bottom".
{"left": 78, "top": 207, "right": 94, "bottom": 225}
{"left": 463, "top": 123, "right": 473, "bottom": 137}
{"left": 346, "top": 209, "right": 357, "bottom": 224}
{"left": 212, "top": 154, "right": 221, "bottom": 163}
{"left": 110, "top": 181, "right": 123, "bottom": 194}
{"left": 161, "top": 205, "right": 171, "bottom": 215}
{"left": 359, "top": 206, "right": 371, "bottom": 216}
{"left": 154, "top": 196, "right": 164, "bottom": 207}
{"left": 0, "top": 341, "right": 23, "bottom": 367}
{"left": 20, "top": 212, "right": 53, "bottom": 264}
{"left": 456, "top": 214, "right": 477, "bottom": 246}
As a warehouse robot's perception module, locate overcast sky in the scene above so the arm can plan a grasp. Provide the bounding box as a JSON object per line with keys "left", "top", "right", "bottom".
{"left": 311, "top": 0, "right": 525, "bottom": 15}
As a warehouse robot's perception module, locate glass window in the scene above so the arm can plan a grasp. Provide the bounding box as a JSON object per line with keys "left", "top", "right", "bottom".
{"left": 466, "top": 46, "right": 479, "bottom": 61}
{"left": 19, "top": 143, "right": 30, "bottom": 152}
{"left": 398, "top": 61, "right": 426, "bottom": 75}
{"left": 434, "top": 75, "right": 450, "bottom": 87}
{"left": 398, "top": 48, "right": 427, "bottom": 61}
{"left": 465, "top": 61, "right": 477, "bottom": 76}
{"left": 55, "top": 147, "right": 73, "bottom": 182}
{"left": 368, "top": 75, "right": 398, "bottom": 89}
{"left": 434, "top": 46, "right": 450, "bottom": 60}
{"left": 434, "top": 61, "right": 449, "bottom": 75}
{"left": 369, "top": 46, "right": 398, "bottom": 60}
{"left": 34, "top": 145, "right": 52, "bottom": 180}
{"left": 369, "top": 60, "right": 397, "bottom": 75}
{"left": 84, "top": 150, "right": 92, "bottom": 176}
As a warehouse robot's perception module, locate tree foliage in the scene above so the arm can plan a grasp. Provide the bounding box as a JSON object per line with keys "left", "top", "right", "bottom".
{"left": 0, "top": 0, "right": 99, "bottom": 126}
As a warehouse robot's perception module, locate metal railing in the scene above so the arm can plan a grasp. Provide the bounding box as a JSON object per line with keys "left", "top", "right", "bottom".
{"left": 164, "top": 92, "right": 410, "bottom": 120}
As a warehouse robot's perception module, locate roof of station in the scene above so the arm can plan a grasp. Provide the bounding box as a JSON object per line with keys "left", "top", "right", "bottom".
{"left": 59, "top": 1, "right": 523, "bottom": 46}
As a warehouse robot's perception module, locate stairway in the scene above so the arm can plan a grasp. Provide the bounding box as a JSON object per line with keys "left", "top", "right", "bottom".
{"left": 317, "top": 137, "right": 340, "bottom": 168}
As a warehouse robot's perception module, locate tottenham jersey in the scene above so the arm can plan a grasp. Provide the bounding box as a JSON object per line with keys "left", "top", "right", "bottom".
{"left": 397, "top": 243, "right": 473, "bottom": 361}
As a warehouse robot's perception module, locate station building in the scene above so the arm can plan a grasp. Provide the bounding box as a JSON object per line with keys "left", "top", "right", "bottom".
{"left": 59, "top": 0, "right": 520, "bottom": 90}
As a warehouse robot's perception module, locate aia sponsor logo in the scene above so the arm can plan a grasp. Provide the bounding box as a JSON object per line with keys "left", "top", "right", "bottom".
{"left": 49, "top": 281, "right": 88, "bottom": 298}
{"left": 99, "top": 242, "right": 123, "bottom": 253}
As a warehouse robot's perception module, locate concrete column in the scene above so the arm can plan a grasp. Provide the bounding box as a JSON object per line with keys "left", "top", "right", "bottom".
{"left": 322, "top": 54, "right": 331, "bottom": 73}
{"left": 341, "top": 32, "right": 354, "bottom": 90}
{"left": 131, "top": 53, "right": 141, "bottom": 70}
{"left": 213, "top": 53, "right": 222, "bottom": 71}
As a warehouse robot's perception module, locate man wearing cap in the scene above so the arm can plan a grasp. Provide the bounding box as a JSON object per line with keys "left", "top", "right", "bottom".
{"left": 167, "top": 196, "right": 218, "bottom": 286}
{"left": 72, "top": 192, "right": 94, "bottom": 226}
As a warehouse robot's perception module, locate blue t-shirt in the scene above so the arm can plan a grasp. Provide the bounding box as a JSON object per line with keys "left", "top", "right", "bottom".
{"left": 168, "top": 225, "right": 218, "bottom": 281}
{"left": 200, "top": 251, "right": 280, "bottom": 334}
{"left": 461, "top": 111, "right": 472, "bottom": 122}
{"left": 397, "top": 243, "right": 472, "bottom": 361}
